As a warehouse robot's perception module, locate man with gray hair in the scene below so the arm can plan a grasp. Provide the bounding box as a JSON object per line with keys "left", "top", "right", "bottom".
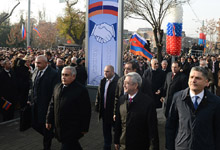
{"left": 161, "top": 59, "right": 170, "bottom": 75}
{"left": 166, "top": 66, "right": 220, "bottom": 150}
{"left": 46, "top": 66, "right": 91, "bottom": 150}
{"left": 114, "top": 72, "right": 159, "bottom": 150}
{"left": 142, "top": 58, "right": 166, "bottom": 108}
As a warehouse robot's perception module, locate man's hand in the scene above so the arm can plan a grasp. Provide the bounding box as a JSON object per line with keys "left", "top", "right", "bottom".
{"left": 160, "top": 97, "right": 165, "bottom": 102}
{"left": 114, "top": 144, "right": 120, "bottom": 150}
{"left": 155, "top": 90, "right": 161, "bottom": 95}
{"left": 113, "top": 115, "right": 116, "bottom": 121}
{"left": 81, "top": 132, "right": 88, "bottom": 135}
{"left": 46, "top": 123, "right": 52, "bottom": 130}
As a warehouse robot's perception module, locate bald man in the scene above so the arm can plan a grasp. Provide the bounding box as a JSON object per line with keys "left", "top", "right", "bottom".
{"left": 30, "top": 55, "right": 58, "bottom": 150}
{"left": 95, "top": 65, "right": 119, "bottom": 150}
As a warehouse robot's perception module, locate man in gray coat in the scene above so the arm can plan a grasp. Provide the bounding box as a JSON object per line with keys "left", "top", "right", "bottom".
{"left": 166, "top": 66, "right": 220, "bottom": 150}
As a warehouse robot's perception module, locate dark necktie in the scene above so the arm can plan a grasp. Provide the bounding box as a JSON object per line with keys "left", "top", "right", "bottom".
{"left": 129, "top": 97, "right": 132, "bottom": 104}
{"left": 34, "top": 71, "right": 42, "bottom": 85}
{"left": 33, "top": 71, "right": 42, "bottom": 100}
{"left": 193, "top": 96, "right": 199, "bottom": 110}
{"left": 172, "top": 73, "right": 175, "bottom": 80}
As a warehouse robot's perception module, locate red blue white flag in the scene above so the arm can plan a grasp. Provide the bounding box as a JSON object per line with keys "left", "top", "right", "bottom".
{"left": 22, "top": 24, "right": 26, "bottom": 40}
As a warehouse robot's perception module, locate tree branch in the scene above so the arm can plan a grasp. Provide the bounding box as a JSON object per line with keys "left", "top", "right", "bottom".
{"left": 0, "top": 2, "right": 20, "bottom": 25}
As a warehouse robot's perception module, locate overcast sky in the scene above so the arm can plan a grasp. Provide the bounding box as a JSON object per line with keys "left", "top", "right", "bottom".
{"left": 1, "top": 0, "right": 220, "bottom": 38}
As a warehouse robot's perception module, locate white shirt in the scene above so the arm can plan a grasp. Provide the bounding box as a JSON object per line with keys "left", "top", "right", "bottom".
{"left": 128, "top": 92, "right": 138, "bottom": 103}
{"left": 189, "top": 90, "right": 204, "bottom": 105}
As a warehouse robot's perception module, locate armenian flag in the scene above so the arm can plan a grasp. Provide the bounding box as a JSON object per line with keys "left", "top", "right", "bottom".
{"left": 33, "top": 27, "right": 41, "bottom": 37}
{"left": 89, "top": 1, "right": 118, "bottom": 18}
{"left": 1, "top": 98, "right": 12, "bottom": 111}
{"left": 129, "top": 33, "right": 153, "bottom": 61}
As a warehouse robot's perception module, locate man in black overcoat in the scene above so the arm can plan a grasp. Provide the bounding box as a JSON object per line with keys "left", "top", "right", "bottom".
{"left": 46, "top": 66, "right": 91, "bottom": 150}
{"left": 113, "top": 61, "right": 138, "bottom": 120}
{"left": 114, "top": 72, "right": 159, "bottom": 150}
{"left": 142, "top": 58, "right": 166, "bottom": 108}
{"left": 0, "top": 60, "right": 17, "bottom": 121}
{"left": 95, "top": 65, "right": 119, "bottom": 150}
{"left": 29, "top": 55, "right": 58, "bottom": 150}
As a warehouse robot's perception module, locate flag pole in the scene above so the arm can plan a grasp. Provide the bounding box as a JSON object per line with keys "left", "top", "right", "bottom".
{"left": 117, "top": 0, "right": 124, "bottom": 76}
{"left": 27, "top": 0, "right": 31, "bottom": 48}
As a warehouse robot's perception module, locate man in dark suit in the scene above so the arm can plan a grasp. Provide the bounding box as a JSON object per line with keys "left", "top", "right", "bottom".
{"left": 142, "top": 58, "right": 166, "bottom": 108}
{"left": 114, "top": 72, "right": 159, "bottom": 150}
{"left": 45, "top": 51, "right": 56, "bottom": 69}
{"left": 95, "top": 65, "right": 119, "bottom": 150}
{"left": 161, "top": 59, "right": 170, "bottom": 75}
{"left": 166, "top": 66, "right": 220, "bottom": 150}
{"left": 0, "top": 60, "right": 17, "bottom": 121}
{"left": 29, "top": 55, "right": 58, "bottom": 150}
{"left": 75, "top": 58, "right": 88, "bottom": 85}
{"left": 161, "top": 61, "right": 188, "bottom": 118}
{"left": 46, "top": 66, "right": 91, "bottom": 150}
{"left": 113, "top": 61, "right": 138, "bottom": 120}
{"left": 179, "top": 56, "right": 190, "bottom": 78}
{"left": 208, "top": 55, "right": 219, "bottom": 93}
{"left": 55, "top": 58, "right": 65, "bottom": 82}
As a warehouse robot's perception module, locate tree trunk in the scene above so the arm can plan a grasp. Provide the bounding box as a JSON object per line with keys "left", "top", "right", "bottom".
{"left": 153, "top": 28, "right": 164, "bottom": 64}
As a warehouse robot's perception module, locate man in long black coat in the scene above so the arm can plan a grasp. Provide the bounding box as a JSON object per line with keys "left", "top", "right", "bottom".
{"left": 208, "top": 55, "right": 219, "bottom": 93}
{"left": 30, "top": 55, "right": 58, "bottom": 150}
{"left": 95, "top": 65, "right": 119, "bottom": 150}
{"left": 166, "top": 66, "right": 220, "bottom": 150}
{"left": 0, "top": 60, "right": 17, "bottom": 121}
{"left": 46, "top": 66, "right": 91, "bottom": 150}
{"left": 142, "top": 58, "right": 166, "bottom": 108}
{"left": 161, "top": 61, "right": 188, "bottom": 118}
{"left": 114, "top": 72, "right": 159, "bottom": 150}
{"left": 113, "top": 61, "right": 138, "bottom": 119}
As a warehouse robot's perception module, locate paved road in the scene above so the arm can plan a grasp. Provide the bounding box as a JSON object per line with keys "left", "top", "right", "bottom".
{"left": 0, "top": 107, "right": 166, "bottom": 150}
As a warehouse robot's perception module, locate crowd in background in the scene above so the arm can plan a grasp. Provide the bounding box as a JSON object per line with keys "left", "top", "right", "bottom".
{"left": 1, "top": 46, "right": 220, "bottom": 149}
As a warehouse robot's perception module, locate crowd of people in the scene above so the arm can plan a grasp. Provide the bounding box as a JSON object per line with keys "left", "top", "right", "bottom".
{"left": 0, "top": 47, "right": 220, "bottom": 150}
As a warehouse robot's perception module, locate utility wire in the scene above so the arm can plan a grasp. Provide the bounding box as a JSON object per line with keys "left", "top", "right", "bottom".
{"left": 187, "top": 1, "right": 202, "bottom": 24}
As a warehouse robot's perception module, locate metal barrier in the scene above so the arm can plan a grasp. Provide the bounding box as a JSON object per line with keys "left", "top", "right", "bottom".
{"left": 189, "top": 49, "right": 203, "bottom": 57}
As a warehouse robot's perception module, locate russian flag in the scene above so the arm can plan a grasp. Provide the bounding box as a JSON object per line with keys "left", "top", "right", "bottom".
{"left": 22, "top": 24, "right": 26, "bottom": 40}
{"left": 129, "top": 33, "right": 153, "bottom": 61}
{"left": 89, "top": 1, "right": 118, "bottom": 18}
{"left": 33, "top": 27, "right": 41, "bottom": 37}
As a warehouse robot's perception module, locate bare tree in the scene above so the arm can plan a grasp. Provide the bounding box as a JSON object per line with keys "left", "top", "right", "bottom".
{"left": 125, "top": 0, "right": 187, "bottom": 62}
{"left": 0, "top": 1, "right": 20, "bottom": 25}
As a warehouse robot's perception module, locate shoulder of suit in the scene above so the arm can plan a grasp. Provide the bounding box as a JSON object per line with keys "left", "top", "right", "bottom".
{"left": 173, "top": 88, "right": 188, "bottom": 101}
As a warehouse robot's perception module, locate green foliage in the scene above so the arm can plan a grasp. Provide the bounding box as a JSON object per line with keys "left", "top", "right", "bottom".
{"left": 56, "top": 2, "right": 85, "bottom": 45}
{"left": 0, "top": 20, "right": 11, "bottom": 47}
